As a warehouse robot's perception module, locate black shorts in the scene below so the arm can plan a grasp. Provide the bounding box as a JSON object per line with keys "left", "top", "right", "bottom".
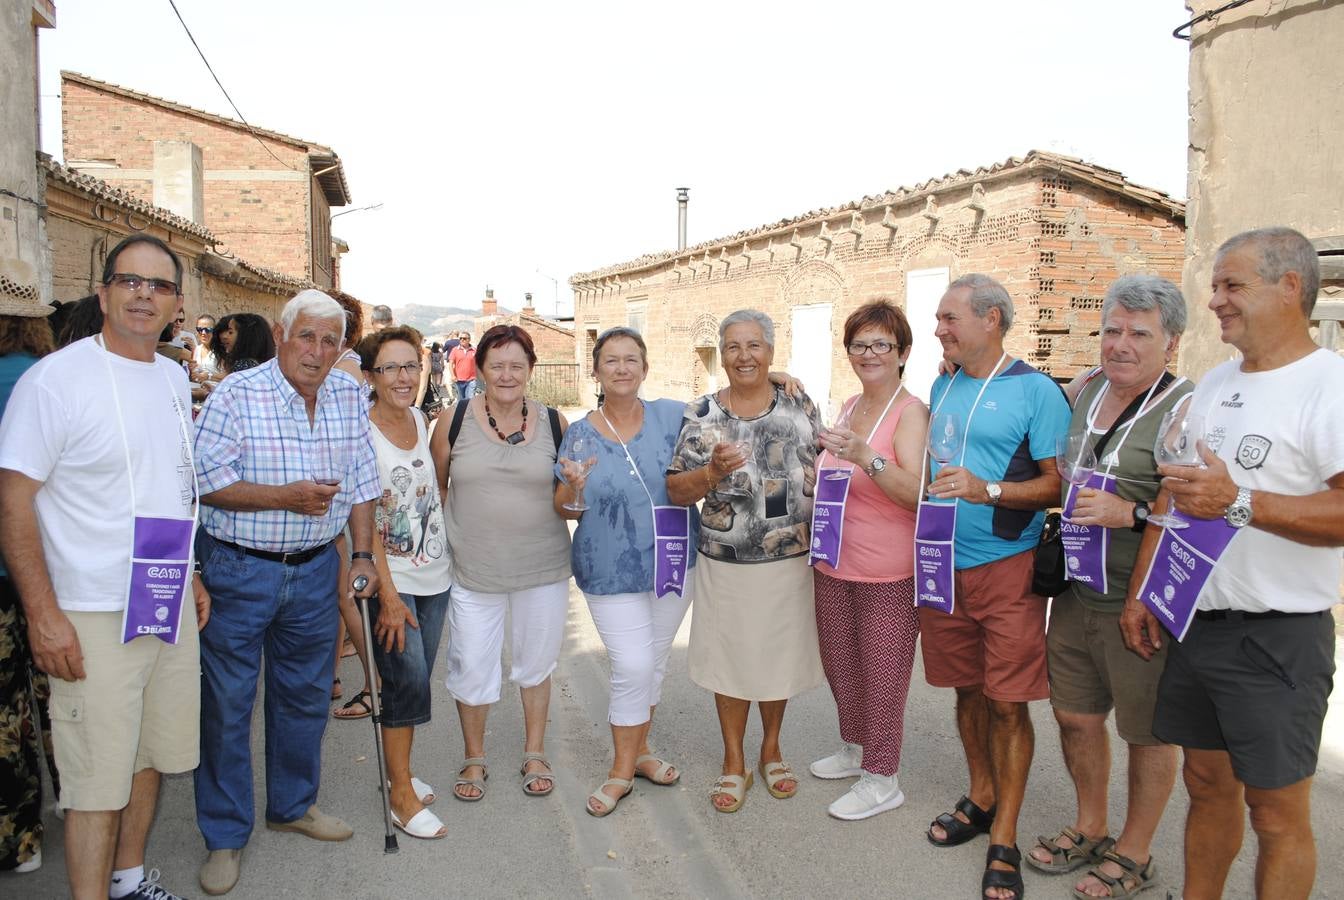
{"left": 1152, "top": 610, "right": 1335, "bottom": 789}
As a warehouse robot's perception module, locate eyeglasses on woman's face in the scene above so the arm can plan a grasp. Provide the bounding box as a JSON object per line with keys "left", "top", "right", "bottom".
{"left": 371, "top": 362, "right": 423, "bottom": 377}
{"left": 846, "top": 340, "right": 898, "bottom": 357}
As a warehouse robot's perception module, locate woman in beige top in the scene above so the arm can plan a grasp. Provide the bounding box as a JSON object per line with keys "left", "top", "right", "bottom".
{"left": 429, "top": 324, "right": 572, "bottom": 802}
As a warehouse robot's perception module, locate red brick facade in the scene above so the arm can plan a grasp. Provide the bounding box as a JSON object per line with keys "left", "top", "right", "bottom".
{"left": 60, "top": 73, "right": 346, "bottom": 287}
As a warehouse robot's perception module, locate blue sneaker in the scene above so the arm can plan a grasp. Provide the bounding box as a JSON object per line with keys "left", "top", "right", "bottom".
{"left": 114, "top": 869, "right": 184, "bottom": 900}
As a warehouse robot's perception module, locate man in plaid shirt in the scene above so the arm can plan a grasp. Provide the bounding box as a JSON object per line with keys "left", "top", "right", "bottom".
{"left": 190, "top": 290, "right": 381, "bottom": 896}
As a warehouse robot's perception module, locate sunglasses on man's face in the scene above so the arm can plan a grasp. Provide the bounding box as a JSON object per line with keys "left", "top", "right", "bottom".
{"left": 197, "top": 326, "right": 213, "bottom": 334}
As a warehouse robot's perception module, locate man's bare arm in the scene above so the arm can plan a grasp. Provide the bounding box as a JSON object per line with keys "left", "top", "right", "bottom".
{"left": 202, "top": 479, "right": 338, "bottom": 516}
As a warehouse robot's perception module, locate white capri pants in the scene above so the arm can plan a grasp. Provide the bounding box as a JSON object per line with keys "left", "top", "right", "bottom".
{"left": 584, "top": 579, "right": 694, "bottom": 727}
{"left": 445, "top": 579, "right": 570, "bottom": 706}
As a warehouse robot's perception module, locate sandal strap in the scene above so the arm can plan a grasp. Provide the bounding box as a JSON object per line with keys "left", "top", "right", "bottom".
{"left": 522, "top": 751, "right": 549, "bottom": 764}
{"left": 1100, "top": 849, "right": 1143, "bottom": 875}
{"left": 458, "top": 757, "right": 487, "bottom": 773}
{"left": 985, "top": 843, "right": 1022, "bottom": 869}
{"left": 955, "top": 795, "right": 996, "bottom": 830}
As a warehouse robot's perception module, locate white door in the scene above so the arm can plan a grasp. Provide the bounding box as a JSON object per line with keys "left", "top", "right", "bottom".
{"left": 904, "top": 267, "right": 950, "bottom": 403}
{"left": 790, "top": 304, "right": 834, "bottom": 419}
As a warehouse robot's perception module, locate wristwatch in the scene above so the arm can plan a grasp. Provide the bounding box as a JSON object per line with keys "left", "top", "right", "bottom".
{"left": 1131, "top": 500, "right": 1151, "bottom": 533}
{"left": 985, "top": 482, "right": 1003, "bottom": 505}
{"left": 350, "top": 551, "right": 374, "bottom": 562}
{"left": 1224, "top": 487, "right": 1254, "bottom": 528}
{"left": 865, "top": 455, "right": 888, "bottom": 477}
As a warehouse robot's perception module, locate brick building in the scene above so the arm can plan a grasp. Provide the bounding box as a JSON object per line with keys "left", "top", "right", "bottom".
{"left": 43, "top": 154, "right": 317, "bottom": 318}
{"left": 60, "top": 71, "right": 350, "bottom": 289}
{"left": 569, "top": 151, "right": 1185, "bottom": 414}
{"left": 471, "top": 289, "right": 579, "bottom": 405}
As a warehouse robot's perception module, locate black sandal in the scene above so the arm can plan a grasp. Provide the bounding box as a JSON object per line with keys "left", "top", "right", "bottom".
{"left": 928, "top": 794, "right": 997, "bottom": 847}
{"left": 982, "top": 843, "right": 1025, "bottom": 900}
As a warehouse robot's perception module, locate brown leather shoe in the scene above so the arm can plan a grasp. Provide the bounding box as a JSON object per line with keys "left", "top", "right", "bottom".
{"left": 265, "top": 804, "right": 353, "bottom": 841}
{"left": 200, "top": 848, "right": 243, "bottom": 895}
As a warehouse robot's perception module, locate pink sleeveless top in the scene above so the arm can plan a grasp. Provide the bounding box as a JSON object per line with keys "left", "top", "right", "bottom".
{"left": 814, "top": 392, "right": 920, "bottom": 583}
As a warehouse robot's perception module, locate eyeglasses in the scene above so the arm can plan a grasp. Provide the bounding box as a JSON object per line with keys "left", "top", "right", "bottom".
{"left": 846, "top": 340, "right": 898, "bottom": 357}
{"left": 371, "top": 362, "right": 423, "bottom": 376}
{"left": 106, "top": 273, "right": 180, "bottom": 296}
{"left": 196, "top": 326, "right": 214, "bottom": 334}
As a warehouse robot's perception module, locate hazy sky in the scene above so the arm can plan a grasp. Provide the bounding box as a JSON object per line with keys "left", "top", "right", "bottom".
{"left": 38, "top": 1, "right": 1192, "bottom": 316}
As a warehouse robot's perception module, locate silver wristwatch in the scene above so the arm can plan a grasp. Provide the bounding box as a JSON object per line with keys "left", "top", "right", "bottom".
{"left": 986, "top": 482, "right": 1003, "bottom": 505}
{"left": 1224, "top": 486, "right": 1253, "bottom": 528}
{"left": 865, "top": 455, "right": 888, "bottom": 477}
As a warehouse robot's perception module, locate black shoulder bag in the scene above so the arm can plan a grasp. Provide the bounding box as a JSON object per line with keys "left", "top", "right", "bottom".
{"left": 1032, "top": 373, "right": 1173, "bottom": 597}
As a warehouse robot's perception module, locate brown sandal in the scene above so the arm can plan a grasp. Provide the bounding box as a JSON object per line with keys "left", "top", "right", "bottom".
{"left": 1026, "top": 827, "right": 1114, "bottom": 874}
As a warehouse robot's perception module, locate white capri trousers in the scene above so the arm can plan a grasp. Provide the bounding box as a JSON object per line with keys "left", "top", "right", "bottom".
{"left": 584, "top": 580, "right": 694, "bottom": 727}
{"left": 444, "top": 579, "right": 570, "bottom": 707}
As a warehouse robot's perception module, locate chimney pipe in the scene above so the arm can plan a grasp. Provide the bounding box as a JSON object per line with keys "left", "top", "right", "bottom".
{"left": 676, "top": 187, "right": 690, "bottom": 251}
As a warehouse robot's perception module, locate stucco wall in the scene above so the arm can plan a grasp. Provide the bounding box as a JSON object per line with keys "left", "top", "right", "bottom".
{"left": 1180, "top": 0, "right": 1344, "bottom": 377}
{"left": 1, "top": 3, "right": 53, "bottom": 302}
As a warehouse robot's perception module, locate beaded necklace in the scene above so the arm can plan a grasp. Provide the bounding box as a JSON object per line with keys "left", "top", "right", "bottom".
{"left": 485, "top": 397, "right": 528, "bottom": 444}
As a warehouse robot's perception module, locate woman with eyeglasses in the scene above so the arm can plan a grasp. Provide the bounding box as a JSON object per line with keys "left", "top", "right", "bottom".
{"left": 809, "top": 300, "right": 928, "bottom": 821}
{"left": 350, "top": 325, "right": 452, "bottom": 839}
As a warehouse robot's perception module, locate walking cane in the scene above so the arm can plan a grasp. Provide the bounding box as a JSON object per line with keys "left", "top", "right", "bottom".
{"left": 351, "top": 574, "right": 398, "bottom": 854}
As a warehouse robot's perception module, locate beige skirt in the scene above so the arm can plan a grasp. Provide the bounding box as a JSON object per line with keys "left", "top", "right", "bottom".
{"left": 688, "top": 553, "right": 824, "bottom": 701}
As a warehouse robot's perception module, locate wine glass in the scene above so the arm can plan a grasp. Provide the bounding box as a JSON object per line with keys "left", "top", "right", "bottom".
{"left": 561, "top": 437, "right": 597, "bottom": 511}
{"left": 1149, "top": 410, "right": 1205, "bottom": 529}
{"left": 312, "top": 435, "right": 346, "bottom": 488}
{"left": 822, "top": 404, "right": 855, "bottom": 481}
{"left": 928, "top": 413, "right": 963, "bottom": 466}
{"left": 1056, "top": 432, "right": 1097, "bottom": 522}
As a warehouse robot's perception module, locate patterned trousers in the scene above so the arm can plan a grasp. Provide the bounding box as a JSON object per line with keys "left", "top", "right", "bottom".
{"left": 813, "top": 570, "right": 919, "bottom": 777}
{"left": 0, "top": 576, "right": 58, "bottom": 870}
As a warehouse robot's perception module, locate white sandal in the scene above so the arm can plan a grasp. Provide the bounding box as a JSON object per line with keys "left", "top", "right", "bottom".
{"left": 391, "top": 806, "right": 447, "bottom": 840}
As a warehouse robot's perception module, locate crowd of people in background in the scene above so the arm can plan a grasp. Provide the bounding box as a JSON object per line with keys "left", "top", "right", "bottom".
{"left": 0, "top": 225, "right": 1339, "bottom": 900}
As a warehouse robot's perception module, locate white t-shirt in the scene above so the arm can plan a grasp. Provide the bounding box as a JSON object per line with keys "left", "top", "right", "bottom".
{"left": 371, "top": 409, "right": 451, "bottom": 596}
{"left": 0, "top": 337, "right": 195, "bottom": 612}
{"left": 1192, "top": 349, "right": 1344, "bottom": 613}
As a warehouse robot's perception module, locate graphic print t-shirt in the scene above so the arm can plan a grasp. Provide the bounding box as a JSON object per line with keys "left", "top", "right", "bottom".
{"left": 372, "top": 409, "right": 451, "bottom": 596}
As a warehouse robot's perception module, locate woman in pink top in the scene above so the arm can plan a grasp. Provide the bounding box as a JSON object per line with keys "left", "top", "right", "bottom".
{"left": 811, "top": 300, "right": 929, "bottom": 821}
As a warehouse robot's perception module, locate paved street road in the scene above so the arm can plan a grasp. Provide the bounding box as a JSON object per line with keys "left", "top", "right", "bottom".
{"left": 10, "top": 585, "right": 1344, "bottom": 899}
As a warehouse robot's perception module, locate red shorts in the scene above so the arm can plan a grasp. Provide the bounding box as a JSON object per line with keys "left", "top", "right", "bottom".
{"left": 917, "top": 549, "right": 1048, "bottom": 702}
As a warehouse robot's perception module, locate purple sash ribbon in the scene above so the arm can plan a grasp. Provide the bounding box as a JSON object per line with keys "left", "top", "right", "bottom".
{"left": 121, "top": 515, "right": 193, "bottom": 644}
{"left": 1136, "top": 514, "right": 1238, "bottom": 642}
{"left": 1061, "top": 472, "right": 1114, "bottom": 593}
{"left": 809, "top": 467, "right": 852, "bottom": 568}
{"left": 914, "top": 501, "right": 957, "bottom": 614}
{"left": 653, "top": 505, "right": 690, "bottom": 598}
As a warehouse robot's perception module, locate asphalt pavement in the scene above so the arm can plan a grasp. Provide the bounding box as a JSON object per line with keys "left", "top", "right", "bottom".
{"left": 9, "top": 585, "right": 1344, "bottom": 899}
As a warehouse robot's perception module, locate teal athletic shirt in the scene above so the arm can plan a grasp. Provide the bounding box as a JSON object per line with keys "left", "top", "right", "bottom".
{"left": 929, "top": 359, "right": 1070, "bottom": 570}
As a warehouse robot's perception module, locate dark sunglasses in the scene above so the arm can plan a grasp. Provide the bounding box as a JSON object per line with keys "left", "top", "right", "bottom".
{"left": 196, "top": 326, "right": 214, "bottom": 334}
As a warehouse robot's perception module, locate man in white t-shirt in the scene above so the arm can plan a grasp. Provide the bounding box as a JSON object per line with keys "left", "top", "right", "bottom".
{"left": 1122, "top": 227, "right": 1344, "bottom": 900}
{"left": 0, "top": 234, "right": 210, "bottom": 900}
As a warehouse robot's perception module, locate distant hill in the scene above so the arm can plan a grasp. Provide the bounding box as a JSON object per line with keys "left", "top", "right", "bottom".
{"left": 390, "top": 303, "right": 511, "bottom": 338}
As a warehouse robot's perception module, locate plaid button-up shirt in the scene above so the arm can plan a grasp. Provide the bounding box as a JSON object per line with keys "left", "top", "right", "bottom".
{"left": 194, "top": 358, "right": 380, "bottom": 552}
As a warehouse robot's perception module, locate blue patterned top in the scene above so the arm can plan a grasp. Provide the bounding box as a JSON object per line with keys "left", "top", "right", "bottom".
{"left": 557, "top": 398, "right": 700, "bottom": 595}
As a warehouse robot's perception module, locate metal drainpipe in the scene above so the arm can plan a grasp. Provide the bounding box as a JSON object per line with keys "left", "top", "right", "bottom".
{"left": 676, "top": 187, "right": 689, "bottom": 251}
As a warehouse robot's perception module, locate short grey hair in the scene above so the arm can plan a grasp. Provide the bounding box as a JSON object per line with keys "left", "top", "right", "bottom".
{"left": 719, "top": 309, "right": 775, "bottom": 349}
{"left": 1102, "top": 274, "right": 1187, "bottom": 338}
{"left": 280, "top": 289, "right": 346, "bottom": 342}
{"left": 1216, "top": 227, "right": 1321, "bottom": 316}
{"left": 370, "top": 304, "right": 394, "bottom": 324}
{"left": 947, "top": 273, "right": 1013, "bottom": 334}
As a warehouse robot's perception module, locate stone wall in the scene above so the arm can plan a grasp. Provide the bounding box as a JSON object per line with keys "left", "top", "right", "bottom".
{"left": 1180, "top": 0, "right": 1344, "bottom": 376}
{"left": 572, "top": 161, "right": 1184, "bottom": 411}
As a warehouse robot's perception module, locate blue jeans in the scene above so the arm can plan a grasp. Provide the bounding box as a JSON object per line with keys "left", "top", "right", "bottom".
{"left": 455, "top": 379, "right": 476, "bottom": 401}
{"left": 368, "top": 587, "right": 450, "bottom": 728}
{"left": 194, "top": 532, "right": 339, "bottom": 850}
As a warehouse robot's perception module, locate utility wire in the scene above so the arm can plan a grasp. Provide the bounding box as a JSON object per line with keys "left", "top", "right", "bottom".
{"left": 165, "top": 0, "right": 297, "bottom": 171}
{"left": 1173, "top": 0, "right": 1255, "bottom": 39}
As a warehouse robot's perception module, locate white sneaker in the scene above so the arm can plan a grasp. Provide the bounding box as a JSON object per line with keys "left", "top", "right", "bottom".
{"left": 15, "top": 849, "right": 41, "bottom": 873}
{"left": 827, "top": 772, "right": 905, "bottom": 821}
{"left": 809, "top": 743, "right": 864, "bottom": 779}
